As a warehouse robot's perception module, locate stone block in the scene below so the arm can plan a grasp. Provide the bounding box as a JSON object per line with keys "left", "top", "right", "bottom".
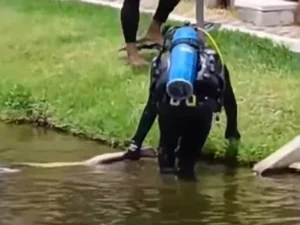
{"left": 236, "top": 7, "right": 295, "bottom": 26}
{"left": 234, "top": 0, "right": 297, "bottom": 11}
{"left": 234, "top": 0, "right": 297, "bottom": 26}
{"left": 279, "top": 10, "right": 294, "bottom": 24}
{"left": 253, "top": 136, "right": 300, "bottom": 175}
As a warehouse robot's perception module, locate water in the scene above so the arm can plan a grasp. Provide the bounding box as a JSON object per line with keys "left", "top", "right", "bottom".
{"left": 0, "top": 123, "right": 299, "bottom": 225}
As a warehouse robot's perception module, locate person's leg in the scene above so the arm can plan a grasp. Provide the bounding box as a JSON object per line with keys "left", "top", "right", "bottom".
{"left": 120, "top": 0, "right": 147, "bottom": 66}
{"left": 157, "top": 115, "right": 180, "bottom": 174}
{"left": 177, "top": 111, "right": 213, "bottom": 180}
{"left": 145, "top": 0, "right": 180, "bottom": 44}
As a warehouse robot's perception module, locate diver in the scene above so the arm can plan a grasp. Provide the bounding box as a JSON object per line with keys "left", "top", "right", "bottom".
{"left": 124, "top": 23, "right": 241, "bottom": 179}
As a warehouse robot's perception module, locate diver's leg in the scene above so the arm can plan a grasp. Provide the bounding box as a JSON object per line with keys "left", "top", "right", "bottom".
{"left": 120, "top": 0, "right": 147, "bottom": 66}
{"left": 157, "top": 114, "right": 180, "bottom": 174}
{"left": 144, "top": 0, "right": 180, "bottom": 44}
{"left": 177, "top": 111, "right": 213, "bottom": 179}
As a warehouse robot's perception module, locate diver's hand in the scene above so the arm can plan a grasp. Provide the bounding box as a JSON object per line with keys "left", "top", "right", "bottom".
{"left": 124, "top": 142, "right": 141, "bottom": 160}
{"left": 225, "top": 127, "right": 241, "bottom": 141}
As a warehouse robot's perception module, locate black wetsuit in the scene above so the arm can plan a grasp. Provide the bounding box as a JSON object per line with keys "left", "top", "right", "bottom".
{"left": 121, "top": 0, "right": 180, "bottom": 43}
{"left": 127, "top": 49, "right": 241, "bottom": 177}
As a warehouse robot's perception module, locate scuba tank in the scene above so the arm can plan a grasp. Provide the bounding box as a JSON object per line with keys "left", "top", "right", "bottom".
{"left": 166, "top": 26, "right": 201, "bottom": 101}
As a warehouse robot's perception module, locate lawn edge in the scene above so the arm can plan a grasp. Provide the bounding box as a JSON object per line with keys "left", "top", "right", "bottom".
{"left": 0, "top": 113, "right": 256, "bottom": 168}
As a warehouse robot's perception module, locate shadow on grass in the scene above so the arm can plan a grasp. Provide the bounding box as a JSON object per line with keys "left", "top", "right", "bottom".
{"left": 118, "top": 49, "right": 158, "bottom": 76}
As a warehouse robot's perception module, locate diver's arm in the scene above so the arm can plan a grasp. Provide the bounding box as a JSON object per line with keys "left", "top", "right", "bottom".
{"left": 223, "top": 65, "right": 241, "bottom": 140}
{"left": 130, "top": 82, "right": 158, "bottom": 148}
{"left": 128, "top": 56, "right": 165, "bottom": 150}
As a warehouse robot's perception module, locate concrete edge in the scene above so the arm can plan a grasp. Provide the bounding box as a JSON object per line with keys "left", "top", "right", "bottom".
{"left": 252, "top": 136, "right": 300, "bottom": 173}
{"left": 78, "top": 0, "right": 300, "bottom": 53}
{"left": 289, "top": 162, "right": 300, "bottom": 170}
{"left": 234, "top": 6, "right": 297, "bottom": 12}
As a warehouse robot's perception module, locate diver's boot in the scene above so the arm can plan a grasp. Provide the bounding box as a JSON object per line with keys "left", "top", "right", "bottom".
{"left": 158, "top": 150, "right": 176, "bottom": 174}
{"left": 177, "top": 159, "right": 197, "bottom": 181}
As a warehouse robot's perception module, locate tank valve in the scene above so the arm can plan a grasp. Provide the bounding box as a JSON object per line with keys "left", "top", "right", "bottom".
{"left": 184, "top": 21, "right": 191, "bottom": 26}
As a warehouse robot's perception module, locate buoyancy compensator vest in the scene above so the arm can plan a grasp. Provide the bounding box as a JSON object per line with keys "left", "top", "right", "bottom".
{"left": 150, "top": 22, "right": 226, "bottom": 115}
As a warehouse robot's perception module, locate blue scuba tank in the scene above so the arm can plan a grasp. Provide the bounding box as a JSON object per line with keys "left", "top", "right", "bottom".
{"left": 166, "top": 26, "right": 200, "bottom": 101}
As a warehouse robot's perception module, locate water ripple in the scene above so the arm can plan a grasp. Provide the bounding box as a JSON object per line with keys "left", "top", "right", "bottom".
{"left": 0, "top": 162, "right": 299, "bottom": 225}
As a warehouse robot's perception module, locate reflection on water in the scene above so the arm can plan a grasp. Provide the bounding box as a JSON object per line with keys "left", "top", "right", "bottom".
{"left": 0, "top": 123, "right": 299, "bottom": 225}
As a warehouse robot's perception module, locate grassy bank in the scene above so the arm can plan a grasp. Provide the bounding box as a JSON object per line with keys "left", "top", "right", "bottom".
{"left": 0, "top": 0, "right": 300, "bottom": 164}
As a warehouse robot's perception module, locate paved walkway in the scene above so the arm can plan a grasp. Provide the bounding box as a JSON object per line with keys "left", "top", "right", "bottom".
{"left": 106, "top": 0, "right": 300, "bottom": 39}
{"left": 82, "top": 0, "right": 300, "bottom": 52}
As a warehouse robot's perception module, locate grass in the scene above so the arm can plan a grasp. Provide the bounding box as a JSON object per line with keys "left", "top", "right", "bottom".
{"left": 0, "top": 0, "right": 300, "bottom": 164}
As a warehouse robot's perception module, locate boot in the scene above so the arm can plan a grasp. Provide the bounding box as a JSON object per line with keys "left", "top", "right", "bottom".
{"left": 177, "top": 159, "right": 197, "bottom": 181}
{"left": 158, "top": 149, "right": 176, "bottom": 174}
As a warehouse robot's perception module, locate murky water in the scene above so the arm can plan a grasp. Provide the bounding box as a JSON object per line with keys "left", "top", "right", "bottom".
{"left": 0, "top": 123, "right": 299, "bottom": 225}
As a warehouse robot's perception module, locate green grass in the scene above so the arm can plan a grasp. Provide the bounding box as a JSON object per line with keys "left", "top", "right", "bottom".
{"left": 0, "top": 0, "right": 300, "bottom": 163}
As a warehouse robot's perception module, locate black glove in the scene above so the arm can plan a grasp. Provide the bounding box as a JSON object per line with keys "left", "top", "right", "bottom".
{"left": 225, "top": 127, "right": 241, "bottom": 141}
{"left": 124, "top": 142, "right": 141, "bottom": 160}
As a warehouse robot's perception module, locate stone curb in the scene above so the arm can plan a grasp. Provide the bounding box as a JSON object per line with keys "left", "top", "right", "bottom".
{"left": 79, "top": 0, "right": 300, "bottom": 53}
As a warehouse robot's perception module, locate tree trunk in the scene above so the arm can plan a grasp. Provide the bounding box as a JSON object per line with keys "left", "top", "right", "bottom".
{"left": 196, "top": 0, "right": 204, "bottom": 28}
{"left": 196, "top": 0, "right": 205, "bottom": 39}
{"left": 217, "top": 0, "right": 229, "bottom": 8}
{"left": 295, "top": 0, "right": 300, "bottom": 25}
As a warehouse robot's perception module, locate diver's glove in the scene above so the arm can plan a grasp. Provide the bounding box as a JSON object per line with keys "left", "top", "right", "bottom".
{"left": 124, "top": 141, "right": 141, "bottom": 160}
{"left": 225, "top": 127, "right": 241, "bottom": 141}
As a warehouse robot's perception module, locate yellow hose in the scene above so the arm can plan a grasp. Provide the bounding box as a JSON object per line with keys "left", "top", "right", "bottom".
{"left": 196, "top": 26, "right": 225, "bottom": 66}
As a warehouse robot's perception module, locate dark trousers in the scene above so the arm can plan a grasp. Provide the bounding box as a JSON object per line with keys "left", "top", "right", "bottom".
{"left": 157, "top": 108, "right": 213, "bottom": 177}
{"left": 120, "top": 0, "right": 180, "bottom": 43}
